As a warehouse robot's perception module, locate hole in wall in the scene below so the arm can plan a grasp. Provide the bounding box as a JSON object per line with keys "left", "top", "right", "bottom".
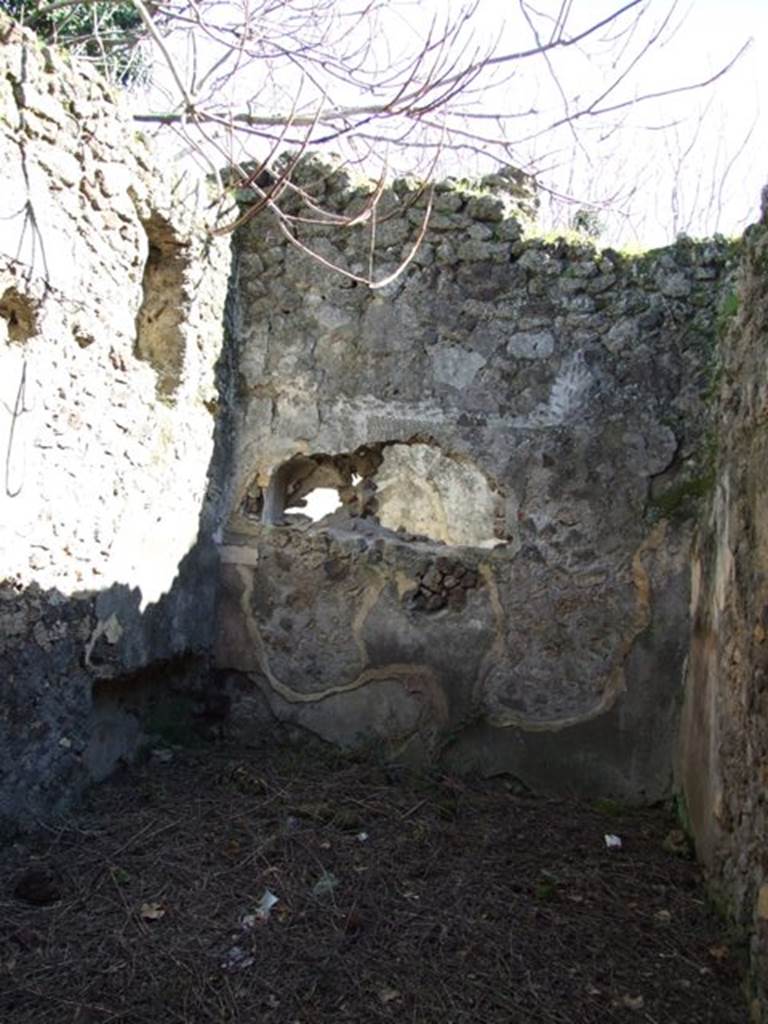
{"left": 299, "top": 487, "right": 343, "bottom": 521}
{"left": 0, "top": 288, "right": 39, "bottom": 344}
{"left": 255, "top": 450, "right": 377, "bottom": 527}
{"left": 134, "top": 213, "right": 188, "bottom": 398}
{"left": 239, "top": 440, "right": 507, "bottom": 548}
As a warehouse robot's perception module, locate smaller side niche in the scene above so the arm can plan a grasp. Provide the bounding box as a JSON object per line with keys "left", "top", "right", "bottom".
{"left": 0, "top": 287, "right": 39, "bottom": 344}
{"left": 134, "top": 213, "right": 188, "bottom": 398}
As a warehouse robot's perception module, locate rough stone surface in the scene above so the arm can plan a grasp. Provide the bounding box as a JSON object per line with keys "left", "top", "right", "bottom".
{"left": 373, "top": 442, "right": 500, "bottom": 547}
{"left": 216, "top": 161, "right": 736, "bottom": 800}
{"left": 679, "top": 218, "right": 768, "bottom": 1014}
{"left": 0, "top": 18, "right": 231, "bottom": 830}
{"left": 3, "top": 16, "right": 767, "bottom": 1014}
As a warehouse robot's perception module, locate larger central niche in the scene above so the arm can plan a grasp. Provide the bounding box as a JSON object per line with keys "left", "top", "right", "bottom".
{"left": 374, "top": 443, "right": 501, "bottom": 547}
{"left": 249, "top": 440, "right": 505, "bottom": 548}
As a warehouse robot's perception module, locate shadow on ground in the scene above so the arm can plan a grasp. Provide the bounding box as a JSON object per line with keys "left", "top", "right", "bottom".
{"left": 0, "top": 741, "right": 748, "bottom": 1023}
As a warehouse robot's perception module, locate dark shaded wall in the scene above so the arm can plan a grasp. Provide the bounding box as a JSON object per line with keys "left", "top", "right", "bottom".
{"left": 680, "top": 212, "right": 768, "bottom": 1017}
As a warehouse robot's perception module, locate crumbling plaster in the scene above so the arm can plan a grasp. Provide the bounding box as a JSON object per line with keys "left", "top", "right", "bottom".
{"left": 216, "top": 161, "right": 737, "bottom": 800}
{"left": 0, "top": 17, "right": 231, "bottom": 828}
{"left": 1, "top": 14, "right": 767, "bottom": 1014}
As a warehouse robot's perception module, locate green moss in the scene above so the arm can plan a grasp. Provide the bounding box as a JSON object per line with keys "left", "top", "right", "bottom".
{"left": 523, "top": 226, "right": 599, "bottom": 251}
{"left": 712, "top": 289, "right": 740, "bottom": 361}
{"left": 673, "top": 791, "right": 693, "bottom": 838}
{"left": 649, "top": 419, "right": 720, "bottom": 524}
{"left": 649, "top": 472, "right": 716, "bottom": 519}
{"left": 593, "top": 797, "right": 625, "bottom": 817}
{"left": 534, "top": 876, "right": 558, "bottom": 901}
{"left": 719, "top": 290, "right": 739, "bottom": 321}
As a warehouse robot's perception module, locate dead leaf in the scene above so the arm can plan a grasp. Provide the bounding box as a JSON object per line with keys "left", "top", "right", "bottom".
{"left": 140, "top": 902, "right": 166, "bottom": 922}
{"left": 224, "top": 838, "right": 242, "bottom": 858}
{"left": 709, "top": 944, "right": 729, "bottom": 960}
{"left": 440, "top": 774, "right": 468, "bottom": 793}
{"left": 622, "top": 994, "right": 645, "bottom": 1011}
{"left": 295, "top": 801, "right": 334, "bottom": 822}
{"left": 221, "top": 945, "right": 254, "bottom": 972}
{"left": 378, "top": 987, "right": 401, "bottom": 1004}
{"left": 344, "top": 909, "right": 364, "bottom": 934}
{"left": 312, "top": 871, "right": 339, "bottom": 898}
{"left": 335, "top": 807, "right": 366, "bottom": 829}
{"left": 662, "top": 829, "right": 691, "bottom": 857}
{"left": 654, "top": 909, "right": 672, "bottom": 924}
{"left": 227, "top": 764, "right": 267, "bottom": 794}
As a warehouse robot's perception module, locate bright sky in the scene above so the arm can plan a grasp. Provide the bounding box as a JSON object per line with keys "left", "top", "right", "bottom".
{"left": 401, "top": 0, "right": 767, "bottom": 244}
{"left": 139, "top": 0, "right": 766, "bottom": 247}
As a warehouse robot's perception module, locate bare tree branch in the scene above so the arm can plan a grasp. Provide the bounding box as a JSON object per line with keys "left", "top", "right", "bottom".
{"left": 11, "top": 0, "right": 753, "bottom": 270}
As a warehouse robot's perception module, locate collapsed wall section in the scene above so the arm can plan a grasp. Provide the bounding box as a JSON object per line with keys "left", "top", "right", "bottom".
{"left": 679, "top": 215, "right": 768, "bottom": 1014}
{"left": 0, "top": 17, "right": 231, "bottom": 830}
{"left": 217, "top": 160, "right": 735, "bottom": 799}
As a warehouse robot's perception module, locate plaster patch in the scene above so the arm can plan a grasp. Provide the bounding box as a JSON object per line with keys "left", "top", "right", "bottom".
{"left": 374, "top": 443, "right": 500, "bottom": 547}
{"left": 431, "top": 345, "right": 487, "bottom": 388}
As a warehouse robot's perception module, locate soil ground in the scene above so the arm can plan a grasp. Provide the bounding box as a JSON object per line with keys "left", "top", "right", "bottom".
{"left": 0, "top": 741, "right": 749, "bottom": 1023}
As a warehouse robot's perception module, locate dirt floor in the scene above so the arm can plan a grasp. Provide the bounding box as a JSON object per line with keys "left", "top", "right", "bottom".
{"left": 0, "top": 740, "right": 750, "bottom": 1023}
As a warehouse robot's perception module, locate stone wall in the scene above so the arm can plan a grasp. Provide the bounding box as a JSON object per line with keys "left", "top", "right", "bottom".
{"left": 0, "top": 18, "right": 232, "bottom": 830}
{"left": 215, "top": 162, "right": 735, "bottom": 799}
{"left": 3, "top": 14, "right": 767, "bottom": 1011}
{"left": 679, "top": 214, "right": 768, "bottom": 1015}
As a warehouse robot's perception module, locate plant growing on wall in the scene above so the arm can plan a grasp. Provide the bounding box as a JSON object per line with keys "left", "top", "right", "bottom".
{"left": 3, "top": 0, "right": 150, "bottom": 82}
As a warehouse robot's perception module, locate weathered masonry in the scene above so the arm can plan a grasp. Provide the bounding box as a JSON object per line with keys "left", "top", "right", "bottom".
{"left": 0, "top": 18, "right": 230, "bottom": 829}
{"left": 2, "top": 14, "right": 768, "bottom": 1015}
{"left": 217, "top": 166, "right": 734, "bottom": 801}
{"left": 679, "top": 216, "right": 768, "bottom": 1015}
